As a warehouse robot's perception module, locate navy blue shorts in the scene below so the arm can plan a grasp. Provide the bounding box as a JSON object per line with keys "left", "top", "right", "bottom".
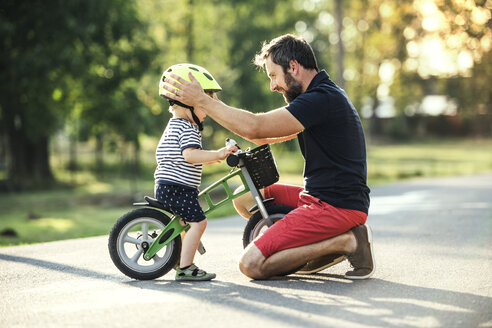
{"left": 155, "top": 184, "right": 206, "bottom": 223}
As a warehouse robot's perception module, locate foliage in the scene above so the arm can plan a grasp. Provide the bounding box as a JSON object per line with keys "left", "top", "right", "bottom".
{"left": 0, "top": 0, "right": 491, "bottom": 190}
{"left": 0, "top": 0, "right": 156, "bottom": 189}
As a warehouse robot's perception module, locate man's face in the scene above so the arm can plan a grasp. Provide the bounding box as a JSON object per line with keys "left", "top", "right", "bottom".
{"left": 265, "top": 56, "right": 302, "bottom": 104}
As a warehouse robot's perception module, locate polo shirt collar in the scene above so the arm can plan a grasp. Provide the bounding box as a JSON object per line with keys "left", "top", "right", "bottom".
{"left": 306, "top": 70, "right": 330, "bottom": 91}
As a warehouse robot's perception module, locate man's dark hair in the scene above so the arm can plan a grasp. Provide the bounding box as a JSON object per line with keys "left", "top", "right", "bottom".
{"left": 254, "top": 34, "right": 319, "bottom": 73}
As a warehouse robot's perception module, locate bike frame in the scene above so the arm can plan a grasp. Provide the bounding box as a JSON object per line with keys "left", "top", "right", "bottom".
{"left": 142, "top": 157, "right": 272, "bottom": 261}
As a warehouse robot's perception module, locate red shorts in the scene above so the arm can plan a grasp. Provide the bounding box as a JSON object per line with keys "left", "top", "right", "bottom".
{"left": 254, "top": 184, "right": 367, "bottom": 258}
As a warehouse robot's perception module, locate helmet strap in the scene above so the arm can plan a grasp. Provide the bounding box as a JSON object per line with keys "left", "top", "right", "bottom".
{"left": 190, "top": 110, "right": 204, "bottom": 131}
{"left": 169, "top": 100, "right": 203, "bottom": 131}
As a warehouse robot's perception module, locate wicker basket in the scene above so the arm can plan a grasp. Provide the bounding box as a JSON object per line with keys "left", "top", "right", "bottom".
{"left": 242, "top": 144, "right": 279, "bottom": 189}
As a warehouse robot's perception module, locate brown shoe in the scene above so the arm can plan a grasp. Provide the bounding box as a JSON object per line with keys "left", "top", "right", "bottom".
{"left": 346, "top": 224, "right": 375, "bottom": 279}
{"left": 298, "top": 254, "right": 347, "bottom": 274}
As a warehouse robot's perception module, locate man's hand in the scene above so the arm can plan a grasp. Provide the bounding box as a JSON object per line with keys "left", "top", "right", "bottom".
{"left": 163, "top": 72, "right": 206, "bottom": 108}
{"left": 164, "top": 73, "right": 304, "bottom": 141}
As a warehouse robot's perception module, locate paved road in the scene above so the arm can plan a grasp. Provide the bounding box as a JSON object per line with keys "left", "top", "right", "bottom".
{"left": 1, "top": 173, "right": 491, "bottom": 328}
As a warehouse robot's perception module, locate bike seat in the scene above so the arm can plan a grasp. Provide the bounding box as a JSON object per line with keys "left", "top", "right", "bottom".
{"left": 133, "top": 196, "right": 174, "bottom": 213}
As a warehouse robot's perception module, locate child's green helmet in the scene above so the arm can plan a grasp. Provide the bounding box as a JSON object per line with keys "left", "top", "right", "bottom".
{"left": 159, "top": 63, "right": 222, "bottom": 99}
{"left": 159, "top": 63, "right": 221, "bottom": 131}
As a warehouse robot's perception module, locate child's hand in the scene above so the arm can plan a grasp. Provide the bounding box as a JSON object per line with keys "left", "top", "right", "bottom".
{"left": 226, "top": 143, "right": 239, "bottom": 154}
{"left": 218, "top": 144, "right": 238, "bottom": 160}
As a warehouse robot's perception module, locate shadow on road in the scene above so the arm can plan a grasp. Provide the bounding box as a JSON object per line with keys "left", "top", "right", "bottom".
{"left": 0, "top": 253, "right": 123, "bottom": 282}
{"left": 124, "top": 273, "right": 492, "bottom": 328}
{"left": 1, "top": 252, "right": 490, "bottom": 327}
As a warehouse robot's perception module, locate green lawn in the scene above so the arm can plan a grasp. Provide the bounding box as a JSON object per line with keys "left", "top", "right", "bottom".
{"left": 0, "top": 177, "right": 239, "bottom": 247}
{"left": 1, "top": 138, "right": 492, "bottom": 247}
{"left": 366, "top": 138, "right": 492, "bottom": 184}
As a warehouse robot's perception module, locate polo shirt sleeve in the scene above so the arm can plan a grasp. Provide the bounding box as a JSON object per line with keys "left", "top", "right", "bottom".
{"left": 286, "top": 87, "right": 347, "bottom": 129}
{"left": 178, "top": 126, "right": 202, "bottom": 152}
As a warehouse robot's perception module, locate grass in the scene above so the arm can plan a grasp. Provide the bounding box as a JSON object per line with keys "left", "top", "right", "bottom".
{"left": 1, "top": 137, "right": 492, "bottom": 247}
{"left": 0, "top": 168, "right": 243, "bottom": 247}
{"left": 366, "top": 138, "right": 492, "bottom": 184}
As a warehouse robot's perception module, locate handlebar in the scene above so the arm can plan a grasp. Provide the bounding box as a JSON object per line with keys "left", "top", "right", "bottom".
{"left": 226, "top": 153, "right": 241, "bottom": 167}
{"left": 224, "top": 139, "right": 280, "bottom": 190}
{"left": 225, "top": 138, "right": 250, "bottom": 167}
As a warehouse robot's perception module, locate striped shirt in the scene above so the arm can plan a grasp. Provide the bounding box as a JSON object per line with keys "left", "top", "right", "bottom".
{"left": 154, "top": 118, "right": 203, "bottom": 188}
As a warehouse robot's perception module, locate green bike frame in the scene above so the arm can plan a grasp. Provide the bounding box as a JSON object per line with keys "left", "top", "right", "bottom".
{"left": 142, "top": 168, "right": 253, "bottom": 261}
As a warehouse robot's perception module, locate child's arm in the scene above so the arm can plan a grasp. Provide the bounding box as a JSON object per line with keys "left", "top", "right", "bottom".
{"left": 182, "top": 145, "right": 237, "bottom": 165}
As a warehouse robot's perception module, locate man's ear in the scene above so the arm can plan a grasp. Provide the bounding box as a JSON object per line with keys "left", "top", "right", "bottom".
{"left": 289, "top": 60, "right": 300, "bottom": 75}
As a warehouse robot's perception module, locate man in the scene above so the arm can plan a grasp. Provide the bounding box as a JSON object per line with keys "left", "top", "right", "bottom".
{"left": 162, "top": 34, "right": 375, "bottom": 280}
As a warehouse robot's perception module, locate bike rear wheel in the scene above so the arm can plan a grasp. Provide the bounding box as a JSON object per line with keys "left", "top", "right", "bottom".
{"left": 108, "top": 208, "right": 181, "bottom": 280}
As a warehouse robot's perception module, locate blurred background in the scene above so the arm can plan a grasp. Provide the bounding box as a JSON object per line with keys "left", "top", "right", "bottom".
{"left": 1, "top": 0, "right": 491, "bottom": 245}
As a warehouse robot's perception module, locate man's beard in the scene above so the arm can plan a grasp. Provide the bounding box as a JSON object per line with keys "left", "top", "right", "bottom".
{"left": 283, "top": 72, "right": 303, "bottom": 103}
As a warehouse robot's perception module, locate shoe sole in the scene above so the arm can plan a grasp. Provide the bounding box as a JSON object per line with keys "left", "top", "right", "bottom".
{"left": 176, "top": 274, "right": 216, "bottom": 281}
{"left": 346, "top": 224, "right": 375, "bottom": 280}
{"left": 297, "top": 255, "right": 347, "bottom": 274}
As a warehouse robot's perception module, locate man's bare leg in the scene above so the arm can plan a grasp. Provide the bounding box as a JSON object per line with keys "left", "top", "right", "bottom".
{"left": 239, "top": 230, "right": 357, "bottom": 279}
{"left": 232, "top": 185, "right": 264, "bottom": 219}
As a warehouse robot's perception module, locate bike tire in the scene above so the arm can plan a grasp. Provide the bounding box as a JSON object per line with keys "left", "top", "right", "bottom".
{"left": 242, "top": 204, "right": 294, "bottom": 249}
{"left": 108, "top": 208, "right": 181, "bottom": 280}
{"left": 243, "top": 204, "right": 307, "bottom": 275}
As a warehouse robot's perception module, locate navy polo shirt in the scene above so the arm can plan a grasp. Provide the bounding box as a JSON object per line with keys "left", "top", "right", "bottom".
{"left": 286, "top": 70, "right": 370, "bottom": 214}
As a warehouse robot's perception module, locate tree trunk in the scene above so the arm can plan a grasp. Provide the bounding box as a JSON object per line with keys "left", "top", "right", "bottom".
{"left": 68, "top": 131, "right": 78, "bottom": 185}
{"left": 370, "top": 97, "right": 381, "bottom": 137}
{"left": 129, "top": 140, "right": 141, "bottom": 194}
{"left": 186, "top": 0, "right": 194, "bottom": 62}
{"left": 4, "top": 113, "right": 54, "bottom": 190}
{"left": 335, "top": 0, "right": 345, "bottom": 90}
{"left": 95, "top": 132, "right": 104, "bottom": 176}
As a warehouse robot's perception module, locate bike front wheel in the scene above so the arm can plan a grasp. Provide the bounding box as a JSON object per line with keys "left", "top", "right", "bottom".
{"left": 108, "top": 208, "right": 181, "bottom": 280}
{"left": 242, "top": 204, "right": 294, "bottom": 248}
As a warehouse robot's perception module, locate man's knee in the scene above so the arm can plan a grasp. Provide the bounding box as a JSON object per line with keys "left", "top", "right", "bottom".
{"left": 232, "top": 186, "right": 266, "bottom": 219}
{"left": 238, "top": 256, "right": 259, "bottom": 278}
{"left": 232, "top": 186, "right": 254, "bottom": 218}
{"left": 238, "top": 244, "right": 267, "bottom": 279}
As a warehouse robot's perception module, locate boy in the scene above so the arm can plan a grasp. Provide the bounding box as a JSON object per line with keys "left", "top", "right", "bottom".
{"left": 155, "top": 63, "right": 236, "bottom": 281}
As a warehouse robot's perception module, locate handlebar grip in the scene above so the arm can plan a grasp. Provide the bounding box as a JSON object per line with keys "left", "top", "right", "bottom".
{"left": 226, "top": 154, "right": 240, "bottom": 167}
{"left": 225, "top": 138, "right": 239, "bottom": 149}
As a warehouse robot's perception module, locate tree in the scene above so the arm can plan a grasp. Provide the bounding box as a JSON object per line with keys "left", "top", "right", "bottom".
{"left": 0, "top": 0, "right": 155, "bottom": 190}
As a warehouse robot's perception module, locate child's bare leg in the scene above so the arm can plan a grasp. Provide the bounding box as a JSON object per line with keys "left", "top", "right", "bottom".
{"left": 180, "top": 220, "right": 207, "bottom": 268}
